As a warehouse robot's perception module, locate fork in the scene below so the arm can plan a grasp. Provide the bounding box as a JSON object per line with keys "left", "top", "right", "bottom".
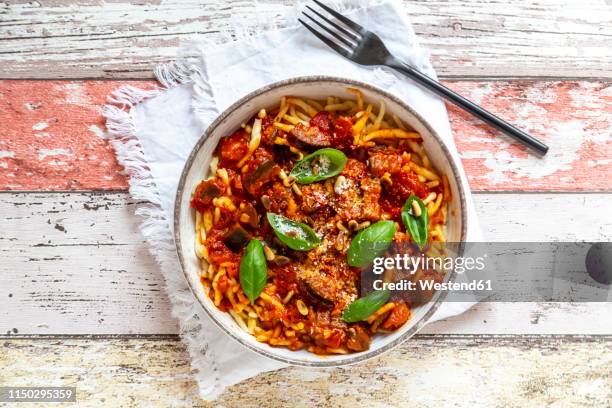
{"left": 299, "top": 0, "right": 549, "bottom": 155}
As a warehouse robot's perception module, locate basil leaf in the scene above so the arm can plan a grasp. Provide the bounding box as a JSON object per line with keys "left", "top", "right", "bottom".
{"left": 401, "top": 195, "right": 428, "bottom": 250}
{"left": 290, "top": 148, "right": 347, "bottom": 184}
{"left": 347, "top": 220, "right": 397, "bottom": 267}
{"left": 267, "top": 213, "right": 321, "bottom": 251}
{"left": 239, "top": 239, "right": 267, "bottom": 303}
{"left": 342, "top": 289, "right": 391, "bottom": 323}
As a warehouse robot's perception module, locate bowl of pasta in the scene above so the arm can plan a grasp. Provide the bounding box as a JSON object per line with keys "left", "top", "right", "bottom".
{"left": 174, "top": 76, "right": 467, "bottom": 366}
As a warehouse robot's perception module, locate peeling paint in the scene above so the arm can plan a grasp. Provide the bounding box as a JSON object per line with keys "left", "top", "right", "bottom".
{"left": 32, "top": 121, "right": 49, "bottom": 131}
{"left": 448, "top": 81, "right": 612, "bottom": 190}
{"left": 24, "top": 103, "right": 41, "bottom": 111}
{"left": 461, "top": 120, "right": 585, "bottom": 184}
{"left": 0, "top": 81, "right": 151, "bottom": 190}
{"left": 88, "top": 124, "right": 106, "bottom": 138}
{"left": 63, "top": 82, "right": 92, "bottom": 106}
{"left": 38, "top": 148, "right": 72, "bottom": 161}
{"left": 47, "top": 160, "right": 69, "bottom": 166}
{"left": 587, "top": 159, "right": 612, "bottom": 167}
{"left": 1, "top": 80, "right": 611, "bottom": 191}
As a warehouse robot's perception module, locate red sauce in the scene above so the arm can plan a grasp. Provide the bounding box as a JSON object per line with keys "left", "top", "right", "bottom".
{"left": 191, "top": 106, "right": 445, "bottom": 355}
{"left": 391, "top": 170, "right": 430, "bottom": 200}
{"left": 205, "top": 229, "right": 240, "bottom": 266}
{"left": 331, "top": 116, "right": 353, "bottom": 150}
{"left": 217, "top": 130, "right": 249, "bottom": 166}
{"left": 191, "top": 178, "right": 226, "bottom": 213}
{"left": 310, "top": 111, "right": 333, "bottom": 135}
{"left": 382, "top": 302, "right": 410, "bottom": 330}
{"left": 369, "top": 149, "right": 403, "bottom": 176}
{"left": 380, "top": 195, "right": 402, "bottom": 222}
{"left": 272, "top": 264, "right": 299, "bottom": 297}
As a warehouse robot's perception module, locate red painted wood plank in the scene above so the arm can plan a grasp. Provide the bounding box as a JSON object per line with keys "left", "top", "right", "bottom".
{"left": 0, "top": 80, "right": 153, "bottom": 190}
{"left": 447, "top": 81, "right": 612, "bottom": 191}
{"left": 1, "top": 80, "right": 610, "bottom": 191}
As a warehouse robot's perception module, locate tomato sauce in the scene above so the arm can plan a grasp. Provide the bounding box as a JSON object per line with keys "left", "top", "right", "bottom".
{"left": 191, "top": 109, "right": 442, "bottom": 354}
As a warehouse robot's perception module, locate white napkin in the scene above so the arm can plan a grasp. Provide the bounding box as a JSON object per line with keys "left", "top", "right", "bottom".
{"left": 103, "top": 0, "right": 481, "bottom": 400}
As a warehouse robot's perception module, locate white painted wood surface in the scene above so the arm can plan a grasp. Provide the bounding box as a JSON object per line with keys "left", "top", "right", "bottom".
{"left": 1, "top": 0, "right": 611, "bottom": 79}
{"left": 1, "top": 192, "right": 610, "bottom": 335}
{"left": 1, "top": 335, "right": 610, "bottom": 407}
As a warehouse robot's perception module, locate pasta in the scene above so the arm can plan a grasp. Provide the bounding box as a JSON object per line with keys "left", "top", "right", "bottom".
{"left": 190, "top": 88, "right": 449, "bottom": 355}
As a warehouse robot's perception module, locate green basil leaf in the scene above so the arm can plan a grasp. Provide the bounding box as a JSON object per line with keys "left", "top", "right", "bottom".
{"left": 342, "top": 289, "right": 391, "bottom": 323}
{"left": 267, "top": 213, "right": 321, "bottom": 251}
{"left": 347, "top": 220, "right": 397, "bottom": 267}
{"left": 239, "top": 239, "right": 267, "bottom": 303}
{"left": 290, "top": 148, "right": 347, "bottom": 184}
{"left": 401, "top": 195, "right": 428, "bottom": 250}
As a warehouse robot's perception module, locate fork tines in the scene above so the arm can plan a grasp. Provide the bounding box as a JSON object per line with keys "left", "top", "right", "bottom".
{"left": 299, "top": 0, "right": 365, "bottom": 57}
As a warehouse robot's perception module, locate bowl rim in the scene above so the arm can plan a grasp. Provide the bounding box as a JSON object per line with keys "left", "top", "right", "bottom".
{"left": 173, "top": 75, "right": 468, "bottom": 367}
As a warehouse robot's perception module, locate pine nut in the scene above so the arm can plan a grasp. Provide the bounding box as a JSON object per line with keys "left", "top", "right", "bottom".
{"left": 381, "top": 172, "right": 392, "bottom": 187}
{"left": 263, "top": 245, "right": 276, "bottom": 261}
{"left": 334, "top": 175, "right": 347, "bottom": 194}
{"left": 272, "top": 256, "right": 290, "bottom": 266}
{"left": 296, "top": 299, "right": 309, "bottom": 316}
{"left": 261, "top": 195, "right": 271, "bottom": 210}
{"left": 411, "top": 200, "right": 422, "bottom": 217}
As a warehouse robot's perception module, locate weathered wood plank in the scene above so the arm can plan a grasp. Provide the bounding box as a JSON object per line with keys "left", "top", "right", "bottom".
{"left": 0, "top": 336, "right": 610, "bottom": 407}
{"left": 0, "top": 192, "right": 176, "bottom": 335}
{"left": 426, "top": 303, "right": 612, "bottom": 335}
{"left": 449, "top": 81, "right": 612, "bottom": 191}
{"left": 1, "top": 80, "right": 611, "bottom": 191}
{"left": 0, "top": 80, "right": 151, "bottom": 190}
{"left": 1, "top": 0, "right": 611, "bottom": 79}
{"left": 1, "top": 192, "right": 611, "bottom": 335}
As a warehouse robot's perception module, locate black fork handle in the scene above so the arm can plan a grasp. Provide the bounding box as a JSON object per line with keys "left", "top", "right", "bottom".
{"left": 388, "top": 60, "right": 549, "bottom": 155}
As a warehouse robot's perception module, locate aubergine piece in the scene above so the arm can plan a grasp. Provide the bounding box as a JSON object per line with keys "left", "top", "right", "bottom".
{"left": 200, "top": 179, "right": 224, "bottom": 200}
{"left": 346, "top": 325, "right": 371, "bottom": 352}
{"left": 272, "top": 143, "right": 294, "bottom": 166}
{"left": 192, "top": 178, "right": 224, "bottom": 202}
{"left": 191, "top": 178, "right": 226, "bottom": 213}
{"left": 243, "top": 160, "right": 281, "bottom": 196}
{"left": 298, "top": 267, "right": 337, "bottom": 307}
{"left": 290, "top": 123, "right": 332, "bottom": 146}
{"left": 223, "top": 223, "right": 250, "bottom": 252}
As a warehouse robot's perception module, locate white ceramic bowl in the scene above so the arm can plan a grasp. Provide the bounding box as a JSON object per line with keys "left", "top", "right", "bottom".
{"left": 174, "top": 76, "right": 467, "bottom": 366}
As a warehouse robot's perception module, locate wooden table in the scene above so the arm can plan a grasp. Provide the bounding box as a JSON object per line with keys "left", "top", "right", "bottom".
{"left": 1, "top": 1, "right": 611, "bottom": 406}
